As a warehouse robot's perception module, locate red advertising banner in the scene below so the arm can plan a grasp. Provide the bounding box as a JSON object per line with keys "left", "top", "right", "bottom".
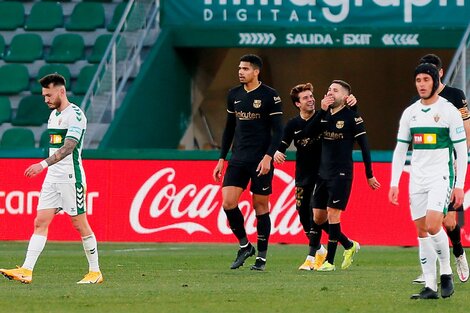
{"left": 1, "top": 159, "right": 469, "bottom": 246}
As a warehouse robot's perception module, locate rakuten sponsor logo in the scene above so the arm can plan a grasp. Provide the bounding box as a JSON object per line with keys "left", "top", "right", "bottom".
{"left": 129, "top": 167, "right": 302, "bottom": 236}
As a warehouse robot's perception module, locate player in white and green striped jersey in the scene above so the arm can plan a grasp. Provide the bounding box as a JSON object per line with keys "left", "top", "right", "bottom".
{"left": 0, "top": 74, "right": 102, "bottom": 285}
{"left": 389, "top": 63, "right": 467, "bottom": 299}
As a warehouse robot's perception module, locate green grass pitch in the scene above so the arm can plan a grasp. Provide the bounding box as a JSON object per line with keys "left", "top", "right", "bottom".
{"left": 0, "top": 242, "right": 469, "bottom": 313}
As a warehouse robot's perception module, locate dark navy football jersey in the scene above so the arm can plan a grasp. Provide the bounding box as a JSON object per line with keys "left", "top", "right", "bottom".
{"left": 319, "top": 106, "right": 366, "bottom": 179}
{"left": 220, "top": 83, "right": 283, "bottom": 163}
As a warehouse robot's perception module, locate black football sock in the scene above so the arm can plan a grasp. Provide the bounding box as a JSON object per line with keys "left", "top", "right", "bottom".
{"left": 256, "top": 213, "right": 271, "bottom": 258}
{"left": 326, "top": 223, "right": 341, "bottom": 264}
{"left": 310, "top": 221, "right": 324, "bottom": 256}
{"left": 320, "top": 221, "right": 352, "bottom": 249}
{"left": 224, "top": 207, "right": 248, "bottom": 247}
{"left": 447, "top": 224, "right": 464, "bottom": 257}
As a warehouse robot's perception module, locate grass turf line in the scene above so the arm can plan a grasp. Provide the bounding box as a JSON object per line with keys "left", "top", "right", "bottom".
{"left": 0, "top": 242, "right": 468, "bottom": 313}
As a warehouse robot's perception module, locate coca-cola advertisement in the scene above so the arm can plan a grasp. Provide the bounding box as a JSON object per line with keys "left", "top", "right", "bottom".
{"left": 1, "top": 158, "right": 469, "bottom": 246}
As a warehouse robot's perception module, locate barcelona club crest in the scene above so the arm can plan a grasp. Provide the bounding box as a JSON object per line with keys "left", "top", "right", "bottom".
{"left": 433, "top": 114, "right": 440, "bottom": 123}
{"left": 253, "top": 100, "right": 262, "bottom": 108}
{"left": 336, "top": 120, "right": 344, "bottom": 129}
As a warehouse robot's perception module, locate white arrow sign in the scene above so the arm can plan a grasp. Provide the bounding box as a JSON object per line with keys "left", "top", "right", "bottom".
{"left": 381, "top": 34, "right": 419, "bottom": 46}
{"left": 239, "top": 33, "right": 276, "bottom": 45}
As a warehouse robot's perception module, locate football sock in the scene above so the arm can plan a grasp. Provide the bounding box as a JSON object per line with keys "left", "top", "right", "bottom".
{"left": 310, "top": 222, "right": 323, "bottom": 256}
{"left": 256, "top": 213, "right": 271, "bottom": 258}
{"left": 418, "top": 236, "right": 438, "bottom": 291}
{"left": 225, "top": 207, "right": 248, "bottom": 246}
{"left": 446, "top": 224, "right": 464, "bottom": 257}
{"left": 297, "top": 200, "right": 312, "bottom": 237}
{"left": 82, "top": 234, "right": 100, "bottom": 272}
{"left": 430, "top": 228, "right": 452, "bottom": 275}
{"left": 326, "top": 223, "right": 340, "bottom": 264}
{"left": 319, "top": 221, "right": 352, "bottom": 249}
{"left": 22, "top": 234, "right": 47, "bottom": 271}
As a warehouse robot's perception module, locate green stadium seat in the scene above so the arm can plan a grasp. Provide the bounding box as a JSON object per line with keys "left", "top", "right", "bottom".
{"left": 0, "top": 128, "right": 35, "bottom": 149}
{"left": 69, "top": 95, "right": 84, "bottom": 107}
{"left": 0, "top": 97, "right": 12, "bottom": 124}
{"left": 46, "top": 34, "right": 85, "bottom": 63}
{"left": 107, "top": 2, "right": 129, "bottom": 32}
{"left": 72, "top": 65, "right": 99, "bottom": 95}
{"left": 0, "top": 64, "right": 29, "bottom": 94}
{"left": 25, "top": 1, "right": 63, "bottom": 31}
{"left": 39, "top": 129, "right": 50, "bottom": 149}
{"left": 88, "top": 34, "right": 127, "bottom": 63}
{"left": 31, "top": 64, "right": 72, "bottom": 94}
{"left": 0, "top": 2, "right": 24, "bottom": 30}
{"left": 82, "top": 0, "right": 113, "bottom": 2}
{"left": 12, "top": 95, "right": 51, "bottom": 126}
{"left": 4, "top": 33, "right": 43, "bottom": 63}
{"left": 65, "top": 2, "right": 105, "bottom": 31}
{"left": 0, "top": 35, "right": 5, "bottom": 59}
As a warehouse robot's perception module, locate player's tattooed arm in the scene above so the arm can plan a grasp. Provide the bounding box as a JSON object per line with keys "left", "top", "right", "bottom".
{"left": 44, "top": 138, "right": 78, "bottom": 167}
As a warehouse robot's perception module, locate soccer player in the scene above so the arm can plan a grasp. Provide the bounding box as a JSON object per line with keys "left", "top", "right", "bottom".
{"left": 308, "top": 80, "right": 380, "bottom": 272}
{"left": 274, "top": 82, "right": 357, "bottom": 270}
{"left": 213, "top": 54, "right": 283, "bottom": 271}
{"left": 0, "top": 74, "right": 103, "bottom": 284}
{"left": 389, "top": 63, "right": 467, "bottom": 299}
{"left": 411, "top": 54, "right": 469, "bottom": 284}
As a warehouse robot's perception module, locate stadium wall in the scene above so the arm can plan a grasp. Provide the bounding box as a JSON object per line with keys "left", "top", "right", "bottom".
{"left": 1, "top": 152, "right": 469, "bottom": 246}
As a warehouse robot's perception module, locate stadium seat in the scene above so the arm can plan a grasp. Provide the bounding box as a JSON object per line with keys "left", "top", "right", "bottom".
{"left": 25, "top": 1, "right": 64, "bottom": 31}
{"left": 0, "top": 128, "right": 35, "bottom": 149}
{"left": 0, "top": 64, "right": 29, "bottom": 94}
{"left": 46, "top": 34, "right": 85, "bottom": 63}
{"left": 82, "top": 0, "right": 113, "bottom": 2}
{"left": 12, "top": 95, "right": 51, "bottom": 126}
{"left": 69, "top": 95, "right": 84, "bottom": 107}
{"left": 39, "top": 129, "right": 50, "bottom": 149}
{"left": 4, "top": 33, "right": 43, "bottom": 63}
{"left": 0, "top": 97, "right": 12, "bottom": 124}
{"left": 0, "top": 2, "right": 24, "bottom": 30}
{"left": 72, "top": 65, "right": 99, "bottom": 95}
{"left": 31, "top": 64, "right": 72, "bottom": 94}
{"left": 88, "top": 34, "right": 127, "bottom": 63}
{"left": 65, "top": 2, "right": 105, "bottom": 31}
{"left": 0, "top": 35, "right": 5, "bottom": 59}
{"left": 107, "top": 2, "right": 129, "bottom": 32}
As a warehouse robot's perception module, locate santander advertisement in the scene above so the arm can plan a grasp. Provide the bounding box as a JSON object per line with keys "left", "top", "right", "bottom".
{"left": 1, "top": 159, "right": 470, "bottom": 246}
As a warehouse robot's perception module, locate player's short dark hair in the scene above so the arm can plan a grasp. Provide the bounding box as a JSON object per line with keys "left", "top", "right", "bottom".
{"left": 419, "top": 54, "right": 442, "bottom": 70}
{"left": 290, "top": 83, "right": 314, "bottom": 108}
{"left": 240, "top": 54, "right": 263, "bottom": 70}
{"left": 39, "top": 73, "right": 66, "bottom": 88}
{"left": 331, "top": 80, "right": 351, "bottom": 95}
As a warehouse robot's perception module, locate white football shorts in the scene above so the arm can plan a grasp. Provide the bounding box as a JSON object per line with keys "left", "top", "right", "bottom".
{"left": 409, "top": 176, "right": 452, "bottom": 221}
{"left": 37, "top": 182, "right": 87, "bottom": 216}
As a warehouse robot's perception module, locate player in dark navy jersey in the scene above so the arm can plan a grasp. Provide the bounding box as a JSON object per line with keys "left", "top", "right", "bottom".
{"left": 213, "top": 54, "right": 283, "bottom": 271}
{"left": 274, "top": 82, "right": 357, "bottom": 270}
{"left": 411, "top": 54, "right": 470, "bottom": 284}
{"left": 309, "top": 80, "right": 381, "bottom": 272}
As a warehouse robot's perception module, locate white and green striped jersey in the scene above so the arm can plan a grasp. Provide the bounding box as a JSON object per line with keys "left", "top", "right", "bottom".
{"left": 44, "top": 103, "right": 87, "bottom": 184}
{"left": 397, "top": 96, "right": 466, "bottom": 186}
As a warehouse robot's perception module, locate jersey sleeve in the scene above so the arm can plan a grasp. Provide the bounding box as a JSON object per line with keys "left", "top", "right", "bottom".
{"left": 278, "top": 118, "right": 295, "bottom": 154}
{"left": 455, "top": 90, "right": 469, "bottom": 121}
{"left": 352, "top": 111, "right": 366, "bottom": 138}
{"left": 449, "top": 106, "right": 466, "bottom": 144}
{"left": 396, "top": 108, "right": 412, "bottom": 144}
{"left": 65, "top": 108, "right": 86, "bottom": 142}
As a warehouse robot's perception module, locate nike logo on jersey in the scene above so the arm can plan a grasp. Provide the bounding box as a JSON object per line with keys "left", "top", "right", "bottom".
{"left": 333, "top": 200, "right": 341, "bottom": 203}
{"left": 234, "top": 100, "right": 242, "bottom": 104}
{"left": 294, "top": 130, "right": 302, "bottom": 134}
{"left": 321, "top": 119, "right": 328, "bottom": 123}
